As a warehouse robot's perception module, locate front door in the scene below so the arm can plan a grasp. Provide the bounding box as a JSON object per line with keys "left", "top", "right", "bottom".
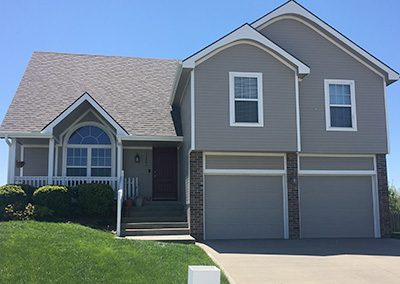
{"left": 152, "top": 147, "right": 178, "bottom": 200}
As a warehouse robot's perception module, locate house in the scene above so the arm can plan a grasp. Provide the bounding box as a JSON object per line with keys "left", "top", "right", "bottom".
{"left": 1, "top": 0, "right": 398, "bottom": 240}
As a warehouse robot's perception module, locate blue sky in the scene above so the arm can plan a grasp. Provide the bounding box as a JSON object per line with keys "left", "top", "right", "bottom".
{"left": 0, "top": 0, "right": 399, "bottom": 186}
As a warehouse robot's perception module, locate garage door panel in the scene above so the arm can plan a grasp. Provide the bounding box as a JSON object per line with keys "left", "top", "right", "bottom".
{"left": 205, "top": 175, "right": 284, "bottom": 240}
{"left": 300, "top": 176, "right": 374, "bottom": 238}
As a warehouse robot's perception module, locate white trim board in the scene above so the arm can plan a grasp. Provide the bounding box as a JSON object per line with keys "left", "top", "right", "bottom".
{"left": 183, "top": 24, "right": 310, "bottom": 76}
{"left": 251, "top": 1, "right": 399, "bottom": 83}
{"left": 42, "top": 92, "right": 128, "bottom": 136}
{"left": 119, "top": 135, "right": 183, "bottom": 142}
{"left": 229, "top": 72, "right": 264, "bottom": 127}
{"left": 324, "top": 79, "right": 357, "bottom": 132}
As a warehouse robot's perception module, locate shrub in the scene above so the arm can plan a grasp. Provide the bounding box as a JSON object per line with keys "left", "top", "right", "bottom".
{"left": 4, "top": 203, "right": 35, "bottom": 220}
{"left": 33, "top": 186, "right": 71, "bottom": 217}
{"left": 77, "top": 183, "right": 114, "bottom": 217}
{"left": 0, "top": 185, "right": 27, "bottom": 212}
{"left": 18, "top": 184, "right": 37, "bottom": 203}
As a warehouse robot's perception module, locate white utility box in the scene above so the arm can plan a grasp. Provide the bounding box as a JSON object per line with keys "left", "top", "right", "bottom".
{"left": 188, "top": 266, "right": 220, "bottom": 284}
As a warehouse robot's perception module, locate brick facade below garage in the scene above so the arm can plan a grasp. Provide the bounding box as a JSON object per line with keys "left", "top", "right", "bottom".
{"left": 376, "top": 154, "right": 391, "bottom": 237}
{"left": 287, "top": 153, "right": 300, "bottom": 239}
{"left": 189, "top": 151, "right": 204, "bottom": 240}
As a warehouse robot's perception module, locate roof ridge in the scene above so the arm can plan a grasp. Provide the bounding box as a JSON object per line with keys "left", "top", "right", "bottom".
{"left": 32, "top": 51, "right": 181, "bottom": 62}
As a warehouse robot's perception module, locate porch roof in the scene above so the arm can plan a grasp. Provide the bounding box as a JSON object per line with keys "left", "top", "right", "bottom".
{"left": 0, "top": 52, "right": 181, "bottom": 137}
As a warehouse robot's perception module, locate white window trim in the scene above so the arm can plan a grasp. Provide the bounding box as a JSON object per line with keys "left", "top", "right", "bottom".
{"left": 229, "top": 72, "right": 264, "bottom": 127}
{"left": 324, "top": 79, "right": 357, "bottom": 131}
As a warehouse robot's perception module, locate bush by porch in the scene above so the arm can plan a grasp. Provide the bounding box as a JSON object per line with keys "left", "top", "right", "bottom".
{"left": 0, "top": 184, "right": 116, "bottom": 229}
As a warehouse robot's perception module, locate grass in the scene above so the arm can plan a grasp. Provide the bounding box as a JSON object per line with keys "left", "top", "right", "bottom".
{"left": 0, "top": 221, "right": 229, "bottom": 284}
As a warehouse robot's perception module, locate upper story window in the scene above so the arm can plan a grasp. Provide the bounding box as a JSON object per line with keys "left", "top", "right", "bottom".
{"left": 66, "top": 125, "right": 112, "bottom": 177}
{"left": 229, "top": 72, "right": 264, "bottom": 127}
{"left": 324, "top": 79, "right": 357, "bottom": 131}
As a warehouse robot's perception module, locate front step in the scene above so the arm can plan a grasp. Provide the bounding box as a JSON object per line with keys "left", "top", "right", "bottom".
{"left": 125, "top": 227, "right": 190, "bottom": 236}
{"left": 124, "top": 235, "right": 195, "bottom": 244}
{"left": 125, "top": 222, "right": 188, "bottom": 229}
{"left": 123, "top": 216, "right": 187, "bottom": 223}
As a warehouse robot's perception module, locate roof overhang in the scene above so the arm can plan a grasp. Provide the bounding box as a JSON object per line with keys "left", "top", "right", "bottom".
{"left": 41, "top": 92, "right": 129, "bottom": 136}
{"left": 182, "top": 24, "right": 310, "bottom": 76}
{"left": 251, "top": 0, "right": 399, "bottom": 84}
{"left": 0, "top": 132, "right": 53, "bottom": 139}
{"left": 119, "top": 135, "right": 183, "bottom": 142}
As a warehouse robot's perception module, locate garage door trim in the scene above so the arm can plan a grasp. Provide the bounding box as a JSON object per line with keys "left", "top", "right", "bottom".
{"left": 203, "top": 152, "right": 289, "bottom": 240}
{"left": 298, "top": 154, "right": 380, "bottom": 238}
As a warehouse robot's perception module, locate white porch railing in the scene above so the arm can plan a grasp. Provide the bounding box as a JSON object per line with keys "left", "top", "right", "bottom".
{"left": 14, "top": 176, "right": 48, "bottom": 188}
{"left": 14, "top": 176, "right": 121, "bottom": 191}
{"left": 124, "top": 177, "right": 139, "bottom": 201}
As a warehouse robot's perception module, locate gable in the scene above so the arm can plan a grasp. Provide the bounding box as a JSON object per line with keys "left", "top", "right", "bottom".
{"left": 183, "top": 24, "right": 310, "bottom": 76}
{"left": 251, "top": 1, "right": 399, "bottom": 84}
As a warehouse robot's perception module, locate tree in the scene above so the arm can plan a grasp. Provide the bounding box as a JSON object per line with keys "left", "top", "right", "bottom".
{"left": 389, "top": 185, "right": 400, "bottom": 214}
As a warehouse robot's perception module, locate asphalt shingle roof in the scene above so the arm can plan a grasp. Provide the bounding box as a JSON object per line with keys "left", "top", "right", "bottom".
{"left": 0, "top": 51, "right": 181, "bottom": 136}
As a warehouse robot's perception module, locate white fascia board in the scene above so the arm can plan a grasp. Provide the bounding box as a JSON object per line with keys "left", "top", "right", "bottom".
{"left": 183, "top": 24, "right": 310, "bottom": 75}
{"left": 41, "top": 93, "right": 128, "bottom": 136}
{"left": 119, "top": 135, "right": 183, "bottom": 142}
{"left": 251, "top": 1, "right": 399, "bottom": 82}
{"left": 0, "top": 132, "right": 53, "bottom": 139}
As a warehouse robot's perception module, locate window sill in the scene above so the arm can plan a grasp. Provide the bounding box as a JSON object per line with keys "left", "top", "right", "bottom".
{"left": 230, "top": 122, "right": 264, "bottom": 127}
{"left": 326, "top": 127, "right": 357, "bottom": 132}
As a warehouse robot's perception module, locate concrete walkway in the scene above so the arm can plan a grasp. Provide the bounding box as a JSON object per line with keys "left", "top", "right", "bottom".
{"left": 198, "top": 239, "right": 400, "bottom": 284}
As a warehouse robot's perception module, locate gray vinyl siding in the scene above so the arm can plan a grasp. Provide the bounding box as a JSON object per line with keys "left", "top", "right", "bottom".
{"left": 206, "top": 155, "right": 284, "bottom": 170}
{"left": 179, "top": 81, "right": 191, "bottom": 204}
{"left": 23, "top": 147, "right": 48, "bottom": 176}
{"left": 195, "top": 43, "right": 297, "bottom": 151}
{"left": 123, "top": 149, "right": 153, "bottom": 198}
{"left": 205, "top": 175, "right": 284, "bottom": 239}
{"left": 299, "top": 176, "right": 374, "bottom": 238}
{"left": 56, "top": 147, "right": 62, "bottom": 176}
{"left": 260, "top": 18, "right": 387, "bottom": 154}
{"left": 300, "top": 156, "right": 375, "bottom": 171}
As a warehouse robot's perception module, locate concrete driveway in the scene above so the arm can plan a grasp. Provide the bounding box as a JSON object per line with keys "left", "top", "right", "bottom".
{"left": 199, "top": 239, "right": 400, "bottom": 284}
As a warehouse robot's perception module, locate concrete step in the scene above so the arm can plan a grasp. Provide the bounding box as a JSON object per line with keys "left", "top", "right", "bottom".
{"left": 125, "top": 227, "right": 190, "bottom": 236}
{"left": 122, "top": 216, "right": 187, "bottom": 223}
{"left": 130, "top": 206, "right": 184, "bottom": 212}
{"left": 125, "top": 222, "right": 188, "bottom": 229}
{"left": 124, "top": 235, "right": 195, "bottom": 244}
{"left": 126, "top": 210, "right": 185, "bottom": 218}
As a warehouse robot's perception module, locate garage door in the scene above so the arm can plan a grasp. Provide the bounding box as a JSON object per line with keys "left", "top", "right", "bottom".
{"left": 299, "top": 176, "right": 375, "bottom": 238}
{"left": 205, "top": 175, "right": 284, "bottom": 240}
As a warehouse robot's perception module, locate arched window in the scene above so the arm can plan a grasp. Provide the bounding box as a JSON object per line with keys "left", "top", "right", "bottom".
{"left": 66, "top": 126, "right": 113, "bottom": 177}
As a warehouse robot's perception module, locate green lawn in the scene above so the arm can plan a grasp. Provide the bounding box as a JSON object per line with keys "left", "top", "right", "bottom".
{"left": 0, "top": 221, "right": 229, "bottom": 284}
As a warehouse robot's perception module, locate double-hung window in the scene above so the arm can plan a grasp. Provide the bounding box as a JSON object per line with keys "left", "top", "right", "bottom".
{"left": 324, "top": 79, "right": 357, "bottom": 131}
{"left": 229, "top": 72, "right": 263, "bottom": 127}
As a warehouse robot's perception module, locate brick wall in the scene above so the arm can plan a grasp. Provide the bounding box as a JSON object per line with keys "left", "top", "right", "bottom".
{"left": 376, "top": 154, "right": 391, "bottom": 237}
{"left": 189, "top": 151, "right": 204, "bottom": 240}
{"left": 287, "top": 153, "right": 300, "bottom": 239}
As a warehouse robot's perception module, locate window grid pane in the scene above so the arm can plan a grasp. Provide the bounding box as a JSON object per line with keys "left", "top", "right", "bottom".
{"left": 68, "top": 126, "right": 111, "bottom": 145}
{"left": 330, "top": 106, "right": 352, "bottom": 127}
{"left": 67, "top": 148, "right": 87, "bottom": 167}
{"left": 234, "top": 77, "right": 258, "bottom": 99}
{"left": 235, "top": 101, "right": 258, "bottom": 123}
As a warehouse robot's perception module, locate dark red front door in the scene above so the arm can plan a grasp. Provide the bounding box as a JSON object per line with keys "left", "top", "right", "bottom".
{"left": 153, "top": 147, "right": 178, "bottom": 200}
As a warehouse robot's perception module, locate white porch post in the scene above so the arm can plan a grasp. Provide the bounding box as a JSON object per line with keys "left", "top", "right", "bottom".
{"left": 48, "top": 138, "right": 55, "bottom": 184}
{"left": 117, "top": 138, "right": 123, "bottom": 178}
{"left": 7, "top": 137, "right": 16, "bottom": 184}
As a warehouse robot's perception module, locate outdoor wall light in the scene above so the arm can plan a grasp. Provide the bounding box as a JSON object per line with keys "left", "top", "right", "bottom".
{"left": 135, "top": 153, "right": 140, "bottom": 163}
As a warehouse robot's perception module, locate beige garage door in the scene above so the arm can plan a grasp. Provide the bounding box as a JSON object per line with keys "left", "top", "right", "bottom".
{"left": 299, "top": 176, "right": 374, "bottom": 238}
{"left": 205, "top": 175, "right": 284, "bottom": 240}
